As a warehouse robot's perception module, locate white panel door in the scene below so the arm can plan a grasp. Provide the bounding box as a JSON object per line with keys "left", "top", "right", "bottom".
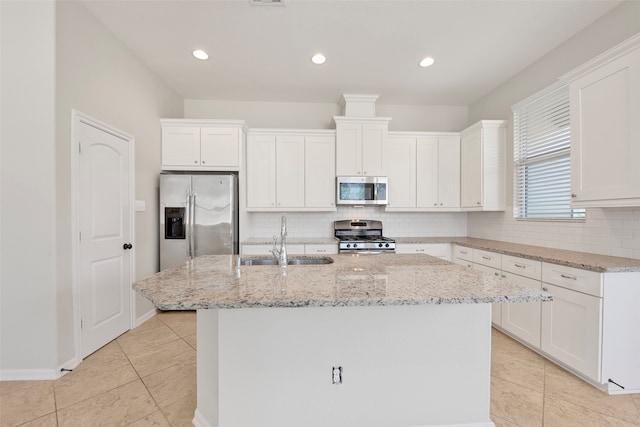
{"left": 304, "top": 136, "right": 336, "bottom": 208}
{"left": 570, "top": 47, "right": 640, "bottom": 203}
{"left": 460, "top": 130, "right": 482, "bottom": 208}
{"left": 276, "top": 135, "right": 305, "bottom": 208}
{"left": 247, "top": 135, "right": 277, "bottom": 208}
{"left": 541, "top": 283, "right": 602, "bottom": 381}
{"left": 79, "top": 121, "right": 132, "bottom": 357}
{"left": 336, "top": 122, "right": 362, "bottom": 175}
{"left": 472, "top": 263, "right": 503, "bottom": 326}
{"left": 162, "top": 126, "right": 200, "bottom": 166}
{"left": 361, "top": 123, "right": 386, "bottom": 175}
{"left": 501, "top": 272, "right": 542, "bottom": 348}
{"left": 438, "top": 136, "right": 461, "bottom": 208}
{"left": 200, "top": 127, "right": 240, "bottom": 168}
{"left": 385, "top": 136, "right": 416, "bottom": 208}
{"left": 416, "top": 137, "right": 438, "bottom": 208}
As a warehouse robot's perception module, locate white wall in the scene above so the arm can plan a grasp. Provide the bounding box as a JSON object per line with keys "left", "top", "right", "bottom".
{"left": 245, "top": 209, "right": 467, "bottom": 239}
{"left": 1, "top": 0, "right": 58, "bottom": 376}
{"left": 467, "top": 0, "right": 640, "bottom": 259}
{"left": 55, "top": 1, "right": 183, "bottom": 366}
{"left": 1, "top": 0, "right": 183, "bottom": 377}
{"left": 185, "top": 99, "right": 468, "bottom": 132}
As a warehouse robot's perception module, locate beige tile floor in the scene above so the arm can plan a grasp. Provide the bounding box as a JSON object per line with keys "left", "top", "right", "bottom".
{"left": 2, "top": 311, "right": 640, "bottom": 427}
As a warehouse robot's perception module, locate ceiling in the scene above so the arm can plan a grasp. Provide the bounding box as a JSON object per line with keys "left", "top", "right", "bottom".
{"left": 80, "top": 0, "right": 621, "bottom": 106}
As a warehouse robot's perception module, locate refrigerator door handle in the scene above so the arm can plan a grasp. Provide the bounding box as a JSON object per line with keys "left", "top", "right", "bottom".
{"left": 190, "top": 191, "right": 196, "bottom": 259}
{"left": 185, "top": 190, "right": 192, "bottom": 259}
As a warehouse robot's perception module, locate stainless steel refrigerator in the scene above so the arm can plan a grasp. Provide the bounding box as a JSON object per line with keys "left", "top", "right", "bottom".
{"left": 160, "top": 173, "right": 238, "bottom": 270}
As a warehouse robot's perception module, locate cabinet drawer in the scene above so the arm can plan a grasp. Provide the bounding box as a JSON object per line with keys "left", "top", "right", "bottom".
{"left": 502, "top": 255, "right": 542, "bottom": 280}
{"left": 452, "top": 245, "right": 473, "bottom": 261}
{"left": 473, "top": 249, "right": 502, "bottom": 269}
{"left": 542, "top": 263, "right": 603, "bottom": 297}
{"left": 305, "top": 244, "right": 338, "bottom": 255}
{"left": 396, "top": 243, "right": 450, "bottom": 259}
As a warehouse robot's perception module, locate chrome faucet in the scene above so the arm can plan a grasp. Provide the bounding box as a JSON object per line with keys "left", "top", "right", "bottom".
{"left": 271, "top": 213, "right": 288, "bottom": 267}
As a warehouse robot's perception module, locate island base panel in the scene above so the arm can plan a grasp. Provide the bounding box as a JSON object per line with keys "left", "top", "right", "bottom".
{"left": 195, "top": 304, "right": 494, "bottom": 427}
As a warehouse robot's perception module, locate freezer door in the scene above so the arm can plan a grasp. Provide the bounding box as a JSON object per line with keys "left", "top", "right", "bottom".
{"left": 192, "top": 174, "right": 238, "bottom": 256}
{"left": 160, "top": 174, "right": 191, "bottom": 270}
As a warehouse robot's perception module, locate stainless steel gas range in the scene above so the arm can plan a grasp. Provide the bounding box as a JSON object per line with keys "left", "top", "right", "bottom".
{"left": 334, "top": 219, "right": 396, "bottom": 254}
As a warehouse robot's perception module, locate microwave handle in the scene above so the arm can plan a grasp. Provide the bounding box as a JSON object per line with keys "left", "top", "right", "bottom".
{"left": 373, "top": 180, "right": 378, "bottom": 201}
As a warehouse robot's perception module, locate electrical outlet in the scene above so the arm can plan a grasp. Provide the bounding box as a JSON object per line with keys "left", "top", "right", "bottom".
{"left": 331, "top": 366, "right": 342, "bottom": 385}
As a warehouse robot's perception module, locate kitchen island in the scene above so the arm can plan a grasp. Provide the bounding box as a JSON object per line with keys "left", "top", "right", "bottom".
{"left": 134, "top": 253, "right": 551, "bottom": 427}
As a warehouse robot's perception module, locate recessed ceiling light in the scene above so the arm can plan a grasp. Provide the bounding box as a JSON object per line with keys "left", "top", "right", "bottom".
{"left": 419, "top": 57, "right": 435, "bottom": 68}
{"left": 311, "top": 53, "right": 326, "bottom": 65}
{"left": 193, "top": 49, "right": 209, "bottom": 60}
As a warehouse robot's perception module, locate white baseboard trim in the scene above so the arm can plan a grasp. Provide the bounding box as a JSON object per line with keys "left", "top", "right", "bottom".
{"left": 135, "top": 307, "right": 158, "bottom": 327}
{"left": 410, "top": 422, "right": 495, "bottom": 427}
{"left": 192, "top": 409, "right": 214, "bottom": 427}
{"left": 1, "top": 368, "right": 62, "bottom": 381}
{"left": 190, "top": 408, "right": 493, "bottom": 427}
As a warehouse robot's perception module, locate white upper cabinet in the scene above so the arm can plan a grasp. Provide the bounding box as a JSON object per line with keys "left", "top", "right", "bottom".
{"left": 384, "top": 132, "right": 460, "bottom": 211}
{"left": 562, "top": 34, "right": 640, "bottom": 207}
{"left": 246, "top": 130, "right": 336, "bottom": 211}
{"left": 460, "top": 120, "right": 507, "bottom": 211}
{"left": 334, "top": 117, "right": 390, "bottom": 176}
{"left": 161, "top": 119, "right": 246, "bottom": 171}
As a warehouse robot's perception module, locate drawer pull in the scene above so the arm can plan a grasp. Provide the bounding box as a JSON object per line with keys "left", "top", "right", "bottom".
{"left": 416, "top": 249, "right": 424, "bottom": 252}
{"left": 482, "top": 256, "right": 492, "bottom": 260}
{"left": 494, "top": 272, "right": 499, "bottom": 276}
{"left": 560, "top": 274, "right": 577, "bottom": 280}
{"left": 317, "top": 249, "right": 326, "bottom": 253}
{"left": 460, "top": 250, "right": 468, "bottom": 255}
{"left": 514, "top": 263, "right": 526, "bottom": 269}
{"left": 542, "top": 287, "right": 549, "bottom": 292}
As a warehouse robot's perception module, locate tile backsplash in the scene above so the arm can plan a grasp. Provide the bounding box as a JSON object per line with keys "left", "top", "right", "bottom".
{"left": 467, "top": 208, "right": 640, "bottom": 259}
{"left": 245, "top": 208, "right": 468, "bottom": 239}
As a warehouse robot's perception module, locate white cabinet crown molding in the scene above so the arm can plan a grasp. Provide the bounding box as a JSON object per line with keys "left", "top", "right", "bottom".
{"left": 248, "top": 128, "right": 336, "bottom": 136}
{"left": 160, "top": 118, "right": 248, "bottom": 132}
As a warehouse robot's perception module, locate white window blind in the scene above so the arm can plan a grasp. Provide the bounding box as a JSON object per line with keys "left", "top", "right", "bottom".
{"left": 513, "top": 84, "right": 584, "bottom": 220}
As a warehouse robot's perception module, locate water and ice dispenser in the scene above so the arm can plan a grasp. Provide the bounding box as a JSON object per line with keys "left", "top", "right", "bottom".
{"left": 165, "top": 207, "right": 185, "bottom": 239}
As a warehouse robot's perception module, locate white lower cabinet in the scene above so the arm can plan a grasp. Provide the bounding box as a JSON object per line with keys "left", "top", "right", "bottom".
{"left": 472, "top": 262, "right": 503, "bottom": 326}
{"left": 305, "top": 244, "right": 338, "bottom": 255}
{"left": 395, "top": 243, "right": 451, "bottom": 260}
{"left": 541, "top": 282, "right": 602, "bottom": 382}
{"left": 501, "top": 272, "right": 541, "bottom": 348}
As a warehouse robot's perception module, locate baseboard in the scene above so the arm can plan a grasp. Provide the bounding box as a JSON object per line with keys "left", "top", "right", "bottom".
{"left": 192, "top": 409, "right": 214, "bottom": 427}
{"left": 191, "top": 408, "right": 494, "bottom": 427}
{"left": 0, "top": 356, "right": 80, "bottom": 381}
{"left": 135, "top": 307, "right": 158, "bottom": 327}
{"left": 1, "top": 368, "right": 62, "bottom": 381}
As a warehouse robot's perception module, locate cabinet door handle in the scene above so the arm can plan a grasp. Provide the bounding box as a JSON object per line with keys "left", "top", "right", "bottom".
{"left": 460, "top": 250, "right": 468, "bottom": 255}
{"left": 494, "top": 272, "right": 499, "bottom": 276}
{"left": 514, "top": 263, "right": 526, "bottom": 269}
{"left": 560, "top": 274, "right": 577, "bottom": 280}
{"left": 482, "top": 256, "right": 492, "bottom": 260}
{"left": 202, "top": 160, "right": 206, "bottom": 164}
{"left": 194, "top": 160, "right": 198, "bottom": 164}
{"left": 476, "top": 201, "right": 481, "bottom": 205}
{"left": 571, "top": 194, "right": 577, "bottom": 198}
{"left": 501, "top": 274, "right": 506, "bottom": 278}
{"left": 542, "top": 287, "right": 549, "bottom": 292}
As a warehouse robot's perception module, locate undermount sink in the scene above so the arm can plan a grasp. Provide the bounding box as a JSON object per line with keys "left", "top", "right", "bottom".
{"left": 239, "top": 256, "right": 334, "bottom": 266}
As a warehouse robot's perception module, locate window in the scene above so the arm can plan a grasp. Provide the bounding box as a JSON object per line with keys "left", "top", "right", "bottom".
{"left": 512, "top": 83, "right": 585, "bottom": 220}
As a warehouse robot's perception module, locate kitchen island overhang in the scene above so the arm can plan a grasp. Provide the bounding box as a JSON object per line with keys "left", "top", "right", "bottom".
{"left": 134, "top": 254, "right": 551, "bottom": 427}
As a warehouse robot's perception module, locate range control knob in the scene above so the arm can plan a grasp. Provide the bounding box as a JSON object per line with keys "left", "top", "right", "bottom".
{"left": 378, "top": 243, "right": 383, "bottom": 248}
{"left": 353, "top": 243, "right": 358, "bottom": 248}
{"left": 385, "top": 243, "right": 390, "bottom": 248}
{"left": 346, "top": 243, "right": 351, "bottom": 248}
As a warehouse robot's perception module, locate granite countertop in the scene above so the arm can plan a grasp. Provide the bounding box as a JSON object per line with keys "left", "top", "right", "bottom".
{"left": 133, "top": 253, "right": 551, "bottom": 310}
{"left": 394, "top": 237, "right": 640, "bottom": 273}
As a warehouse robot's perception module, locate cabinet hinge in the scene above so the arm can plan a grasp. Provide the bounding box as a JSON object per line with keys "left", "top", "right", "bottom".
{"left": 79, "top": 231, "right": 82, "bottom": 242}
{"left": 79, "top": 141, "right": 82, "bottom": 154}
{"left": 80, "top": 318, "right": 84, "bottom": 330}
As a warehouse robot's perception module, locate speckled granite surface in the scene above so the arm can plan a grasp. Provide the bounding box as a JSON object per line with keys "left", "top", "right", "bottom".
{"left": 393, "top": 237, "right": 640, "bottom": 272}
{"left": 133, "top": 253, "right": 551, "bottom": 310}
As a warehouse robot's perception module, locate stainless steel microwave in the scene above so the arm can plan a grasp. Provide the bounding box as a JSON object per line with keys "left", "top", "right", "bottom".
{"left": 336, "top": 176, "right": 388, "bottom": 206}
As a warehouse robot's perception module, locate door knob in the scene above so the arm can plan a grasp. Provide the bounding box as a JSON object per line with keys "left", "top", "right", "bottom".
{"left": 123, "top": 243, "right": 133, "bottom": 250}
